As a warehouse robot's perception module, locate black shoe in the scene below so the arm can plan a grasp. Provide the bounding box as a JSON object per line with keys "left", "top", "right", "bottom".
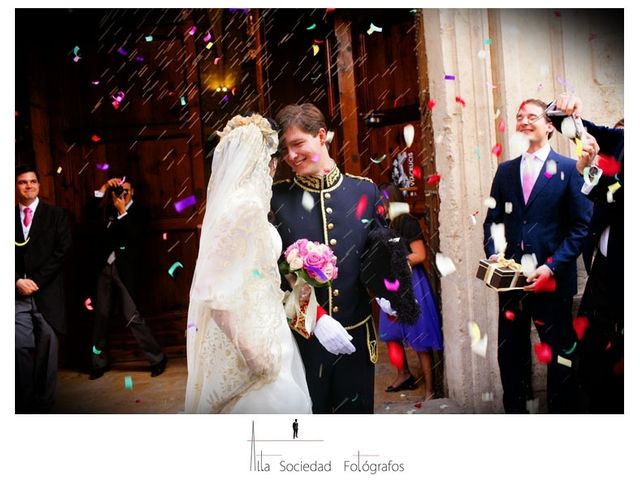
{"left": 89, "top": 366, "right": 109, "bottom": 380}
{"left": 150, "top": 355, "right": 168, "bottom": 377}
{"left": 385, "top": 375, "right": 417, "bottom": 392}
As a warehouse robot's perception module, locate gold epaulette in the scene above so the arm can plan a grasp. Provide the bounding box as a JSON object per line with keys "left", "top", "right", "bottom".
{"left": 345, "top": 173, "right": 374, "bottom": 183}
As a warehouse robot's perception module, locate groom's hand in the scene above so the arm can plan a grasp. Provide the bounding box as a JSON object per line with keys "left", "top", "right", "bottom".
{"left": 313, "top": 315, "right": 356, "bottom": 355}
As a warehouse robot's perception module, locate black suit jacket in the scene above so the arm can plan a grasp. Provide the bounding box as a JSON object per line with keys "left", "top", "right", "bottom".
{"left": 87, "top": 198, "right": 147, "bottom": 302}
{"left": 15, "top": 201, "right": 72, "bottom": 334}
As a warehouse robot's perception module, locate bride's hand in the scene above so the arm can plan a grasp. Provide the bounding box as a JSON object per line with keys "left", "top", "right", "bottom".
{"left": 298, "top": 284, "right": 312, "bottom": 304}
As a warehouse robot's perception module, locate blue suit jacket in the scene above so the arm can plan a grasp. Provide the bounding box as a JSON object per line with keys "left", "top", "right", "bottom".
{"left": 483, "top": 148, "right": 592, "bottom": 297}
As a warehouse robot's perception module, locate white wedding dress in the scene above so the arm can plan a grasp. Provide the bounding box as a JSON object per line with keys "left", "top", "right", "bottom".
{"left": 184, "top": 114, "right": 312, "bottom": 414}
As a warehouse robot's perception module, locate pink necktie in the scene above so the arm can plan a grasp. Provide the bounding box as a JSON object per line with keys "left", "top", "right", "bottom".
{"left": 23, "top": 207, "right": 33, "bottom": 227}
{"left": 522, "top": 156, "right": 536, "bottom": 204}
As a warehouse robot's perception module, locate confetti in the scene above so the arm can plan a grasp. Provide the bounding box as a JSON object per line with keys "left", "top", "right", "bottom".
{"left": 509, "top": 132, "right": 530, "bottom": 157}
{"left": 301, "top": 191, "right": 315, "bottom": 212}
{"left": 533, "top": 342, "right": 552, "bottom": 363}
{"left": 306, "top": 23, "right": 317, "bottom": 30}
{"left": 387, "top": 341, "right": 404, "bottom": 369}
{"left": 520, "top": 253, "right": 538, "bottom": 277}
{"left": 482, "top": 392, "right": 494, "bottom": 402}
{"left": 491, "top": 143, "right": 502, "bottom": 157}
{"left": 91, "top": 134, "right": 101, "bottom": 143}
{"left": 56, "top": 166, "right": 62, "bottom": 174}
{"left": 351, "top": 393, "right": 359, "bottom": 402}
{"left": 471, "top": 334, "right": 488, "bottom": 357}
{"left": 361, "top": 218, "right": 372, "bottom": 225}
{"left": 205, "top": 42, "right": 213, "bottom": 50}
{"left": 383, "top": 278, "right": 400, "bottom": 292}
{"left": 477, "top": 50, "right": 487, "bottom": 59}
{"left": 145, "top": 35, "right": 153, "bottom": 42}
{"left": 563, "top": 342, "right": 577, "bottom": 355}
{"left": 168, "top": 261, "right": 184, "bottom": 277}
{"left": 214, "top": 57, "right": 222, "bottom": 65}
{"left": 498, "top": 119, "right": 506, "bottom": 132}
{"left": 494, "top": 108, "right": 501, "bottom": 119}
{"left": 435, "top": 253, "right": 456, "bottom": 277}
{"left": 174, "top": 195, "right": 196, "bottom": 213}
{"left": 84, "top": 297, "right": 94, "bottom": 311}
{"left": 355, "top": 194, "right": 368, "bottom": 219}
{"left": 403, "top": 124, "right": 415, "bottom": 148}
{"left": 15, "top": 238, "right": 30, "bottom": 247}
{"left": 162, "top": 232, "right": 168, "bottom": 241}
{"left": 124, "top": 375, "right": 133, "bottom": 390}
{"left": 117, "top": 47, "right": 128, "bottom": 56}
{"left": 484, "top": 38, "right": 492, "bottom": 46}
{"left": 533, "top": 320, "right": 545, "bottom": 326}
{"left": 490, "top": 223, "right": 507, "bottom": 254}
{"left": 484, "top": 197, "right": 497, "bottom": 209}
{"left": 468, "top": 321, "right": 481, "bottom": 343}
{"left": 370, "top": 154, "right": 386, "bottom": 164}
{"left": 96, "top": 163, "right": 109, "bottom": 171}
{"left": 426, "top": 174, "right": 441, "bottom": 186}
{"left": 504, "top": 202, "right": 513, "bottom": 214}
{"left": 544, "top": 160, "right": 557, "bottom": 178}
{"left": 92, "top": 345, "right": 102, "bottom": 355}
{"left": 91, "top": 80, "right": 100, "bottom": 85}
{"left": 414, "top": 402, "right": 423, "bottom": 408}
{"left": 597, "top": 154, "right": 621, "bottom": 176}
{"left": 470, "top": 215, "right": 477, "bottom": 225}
{"left": 203, "top": 32, "right": 211, "bottom": 42}
{"left": 455, "top": 96, "right": 466, "bottom": 107}
{"left": 444, "top": 74, "right": 456, "bottom": 81}
{"left": 557, "top": 355, "right": 572, "bottom": 368}
{"left": 606, "top": 190, "right": 614, "bottom": 203}
{"left": 388, "top": 202, "right": 409, "bottom": 221}
{"left": 573, "top": 316, "right": 589, "bottom": 340}
{"left": 135, "top": 55, "right": 144, "bottom": 62}
{"left": 312, "top": 44, "right": 320, "bottom": 56}
{"left": 187, "top": 26, "right": 197, "bottom": 36}
{"left": 252, "top": 270, "right": 261, "bottom": 278}
{"left": 367, "top": 22, "right": 383, "bottom": 35}
{"left": 532, "top": 274, "right": 557, "bottom": 293}
{"left": 504, "top": 310, "right": 515, "bottom": 321}
{"left": 427, "top": 98, "right": 436, "bottom": 110}
{"left": 526, "top": 398, "right": 539, "bottom": 414}
{"left": 412, "top": 166, "right": 422, "bottom": 180}
{"left": 180, "top": 96, "right": 187, "bottom": 106}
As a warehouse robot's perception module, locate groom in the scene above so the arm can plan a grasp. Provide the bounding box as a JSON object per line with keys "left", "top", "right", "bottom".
{"left": 271, "top": 103, "right": 383, "bottom": 413}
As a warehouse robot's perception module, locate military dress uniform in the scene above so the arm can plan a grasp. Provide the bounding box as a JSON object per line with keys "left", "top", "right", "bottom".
{"left": 271, "top": 165, "right": 381, "bottom": 413}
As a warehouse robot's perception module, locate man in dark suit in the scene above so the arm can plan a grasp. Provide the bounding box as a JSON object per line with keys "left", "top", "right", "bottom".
{"left": 15, "top": 165, "right": 71, "bottom": 412}
{"left": 483, "top": 99, "right": 592, "bottom": 413}
{"left": 88, "top": 177, "right": 167, "bottom": 379}
{"left": 553, "top": 93, "right": 623, "bottom": 413}
{"left": 272, "top": 103, "right": 383, "bottom": 413}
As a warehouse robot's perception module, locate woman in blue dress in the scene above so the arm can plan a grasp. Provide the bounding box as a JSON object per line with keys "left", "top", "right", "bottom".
{"left": 379, "top": 183, "right": 443, "bottom": 401}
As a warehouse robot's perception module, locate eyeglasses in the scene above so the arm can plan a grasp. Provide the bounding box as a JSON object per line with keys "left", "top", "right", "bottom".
{"left": 516, "top": 112, "right": 547, "bottom": 124}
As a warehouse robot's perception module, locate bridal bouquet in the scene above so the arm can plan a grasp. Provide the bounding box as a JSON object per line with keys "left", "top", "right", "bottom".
{"left": 280, "top": 239, "right": 338, "bottom": 338}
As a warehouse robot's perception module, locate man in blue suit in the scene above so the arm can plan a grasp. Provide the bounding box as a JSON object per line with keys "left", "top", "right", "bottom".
{"left": 483, "top": 99, "right": 592, "bottom": 413}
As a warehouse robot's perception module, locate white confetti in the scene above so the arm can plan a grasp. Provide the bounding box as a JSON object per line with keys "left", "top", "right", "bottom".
{"left": 494, "top": 108, "right": 501, "bottom": 119}
{"left": 509, "top": 132, "right": 530, "bottom": 157}
{"left": 520, "top": 253, "right": 538, "bottom": 277}
{"left": 477, "top": 49, "right": 487, "bottom": 59}
{"left": 403, "top": 124, "right": 415, "bottom": 148}
{"left": 484, "top": 197, "right": 497, "bottom": 209}
{"left": 557, "top": 355, "right": 572, "bottom": 368}
{"left": 560, "top": 116, "right": 578, "bottom": 139}
{"left": 504, "top": 202, "right": 513, "bottom": 214}
{"left": 468, "top": 321, "right": 481, "bottom": 343}
{"left": 388, "top": 202, "right": 410, "bottom": 221}
{"left": 545, "top": 159, "right": 557, "bottom": 177}
{"left": 435, "top": 133, "right": 444, "bottom": 144}
{"left": 470, "top": 215, "right": 477, "bottom": 225}
{"left": 435, "top": 253, "right": 456, "bottom": 277}
{"left": 482, "top": 392, "right": 494, "bottom": 402}
{"left": 301, "top": 191, "right": 315, "bottom": 212}
{"left": 560, "top": 171, "right": 565, "bottom": 181}
{"left": 471, "top": 334, "right": 488, "bottom": 357}
{"left": 490, "top": 222, "right": 507, "bottom": 254}
{"left": 526, "top": 398, "right": 539, "bottom": 414}
{"left": 606, "top": 190, "right": 614, "bottom": 203}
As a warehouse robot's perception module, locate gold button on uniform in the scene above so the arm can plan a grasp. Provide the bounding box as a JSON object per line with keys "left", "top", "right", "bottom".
{"left": 326, "top": 207, "right": 333, "bottom": 214}
{"left": 330, "top": 239, "right": 337, "bottom": 246}
{"left": 332, "top": 306, "right": 339, "bottom": 313}
{"left": 327, "top": 223, "right": 334, "bottom": 230}
{"left": 324, "top": 192, "right": 331, "bottom": 199}
{"left": 333, "top": 289, "right": 340, "bottom": 296}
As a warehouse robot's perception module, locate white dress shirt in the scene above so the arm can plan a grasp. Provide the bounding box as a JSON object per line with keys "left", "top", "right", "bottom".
{"left": 519, "top": 143, "right": 551, "bottom": 186}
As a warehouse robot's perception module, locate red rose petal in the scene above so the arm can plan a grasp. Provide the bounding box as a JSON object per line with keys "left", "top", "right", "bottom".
{"left": 534, "top": 342, "right": 553, "bottom": 364}
{"left": 573, "top": 316, "right": 589, "bottom": 341}
{"left": 387, "top": 341, "right": 405, "bottom": 369}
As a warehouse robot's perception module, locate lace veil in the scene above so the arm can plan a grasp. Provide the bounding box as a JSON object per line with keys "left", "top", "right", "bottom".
{"left": 185, "top": 114, "right": 284, "bottom": 413}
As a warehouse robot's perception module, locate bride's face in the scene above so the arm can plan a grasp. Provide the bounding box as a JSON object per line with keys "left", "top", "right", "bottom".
{"left": 279, "top": 126, "right": 328, "bottom": 177}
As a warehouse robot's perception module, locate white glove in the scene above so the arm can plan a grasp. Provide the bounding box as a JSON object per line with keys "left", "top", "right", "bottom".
{"left": 313, "top": 315, "right": 356, "bottom": 355}
{"left": 375, "top": 297, "right": 397, "bottom": 316}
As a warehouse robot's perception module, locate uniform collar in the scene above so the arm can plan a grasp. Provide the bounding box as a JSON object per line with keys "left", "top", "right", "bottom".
{"left": 294, "top": 164, "right": 342, "bottom": 192}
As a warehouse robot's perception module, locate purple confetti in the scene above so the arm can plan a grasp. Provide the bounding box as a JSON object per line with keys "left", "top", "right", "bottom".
{"left": 306, "top": 265, "right": 327, "bottom": 282}
{"left": 96, "top": 163, "right": 110, "bottom": 171}
{"left": 135, "top": 55, "right": 144, "bottom": 62}
{"left": 383, "top": 278, "right": 400, "bottom": 291}
{"left": 117, "top": 47, "right": 128, "bottom": 56}
{"left": 174, "top": 195, "right": 197, "bottom": 213}
{"left": 444, "top": 74, "right": 456, "bottom": 81}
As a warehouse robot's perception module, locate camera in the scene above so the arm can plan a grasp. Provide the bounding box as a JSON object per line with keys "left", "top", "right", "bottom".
{"left": 110, "top": 185, "right": 126, "bottom": 198}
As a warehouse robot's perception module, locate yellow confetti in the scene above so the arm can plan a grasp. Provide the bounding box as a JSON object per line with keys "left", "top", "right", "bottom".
{"left": 205, "top": 42, "right": 213, "bottom": 50}
{"left": 312, "top": 44, "right": 320, "bottom": 56}
{"left": 608, "top": 181, "right": 621, "bottom": 194}
{"left": 575, "top": 137, "right": 583, "bottom": 156}
{"left": 557, "top": 355, "right": 572, "bottom": 368}
{"left": 15, "top": 238, "right": 30, "bottom": 247}
{"left": 468, "top": 321, "right": 481, "bottom": 343}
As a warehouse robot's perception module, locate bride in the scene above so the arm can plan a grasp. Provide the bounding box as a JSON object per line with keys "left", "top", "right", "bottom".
{"left": 184, "top": 114, "right": 312, "bottom": 413}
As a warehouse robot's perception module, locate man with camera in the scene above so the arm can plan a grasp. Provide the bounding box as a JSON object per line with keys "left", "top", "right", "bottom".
{"left": 88, "top": 177, "right": 167, "bottom": 380}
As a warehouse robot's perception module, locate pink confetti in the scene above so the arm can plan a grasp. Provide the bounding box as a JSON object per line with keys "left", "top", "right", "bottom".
{"left": 491, "top": 144, "right": 503, "bottom": 157}
{"left": 162, "top": 232, "right": 168, "bottom": 240}
{"left": 504, "top": 310, "right": 515, "bottom": 321}
{"left": 355, "top": 195, "right": 368, "bottom": 219}
{"left": 427, "top": 98, "right": 436, "bottom": 110}
{"left": 187, "top": 26, "right": 197, "bottom": 36}
{"left": 96, "top": 163, "right": 109, "bottom": 171}
{"left": 376, "top": 205, "right": 386, "bottom": 216}
{"left": 214, "top": 57, "right": 222, "bottom": 65}
{"left": 383, "top": 278, "right": 400, "bottom": 291}
{"left": 203, "top": 32, "right": 212, "bottom": 42}
{"left": 84, "top": 297, "right": 94, "bottom": 311}
{"left": 533, "top": 319, "right": 545, "bottom": 326}
{"left": 498, "top": 119, "right": 506, "bottom": 132}
{"left": 534, "top": 342, "right": 553, "bottom": 363}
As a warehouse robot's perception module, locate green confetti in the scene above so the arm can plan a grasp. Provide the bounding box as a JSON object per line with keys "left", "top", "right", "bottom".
{"left": 92, "top": 345, "right": 102, "bottom": 355}
{"left": 306, "top": 23, "right": 317, "bottom": 30}
{"left": 180, "top": 96, "right": 187, "bottom": 106}
{"left": 145, "top": 35, "right": 153, "bottom": 42}
{"left": 124, "top": 375, "right": 133, "bottom": 390}
{"left": 563, "top": 341, "right": 577, "bottom": 355}
{"left": 370, "top": 154, "right": 386, "bottom": 164}
{"left": 252, "top": 270, "right": 261, "bottom": 278}
{"left": 484, "top": 38, "right": 492, "bottom": 46}
{"left": 168, "top": 261, "right": 184, "bottom": 277}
